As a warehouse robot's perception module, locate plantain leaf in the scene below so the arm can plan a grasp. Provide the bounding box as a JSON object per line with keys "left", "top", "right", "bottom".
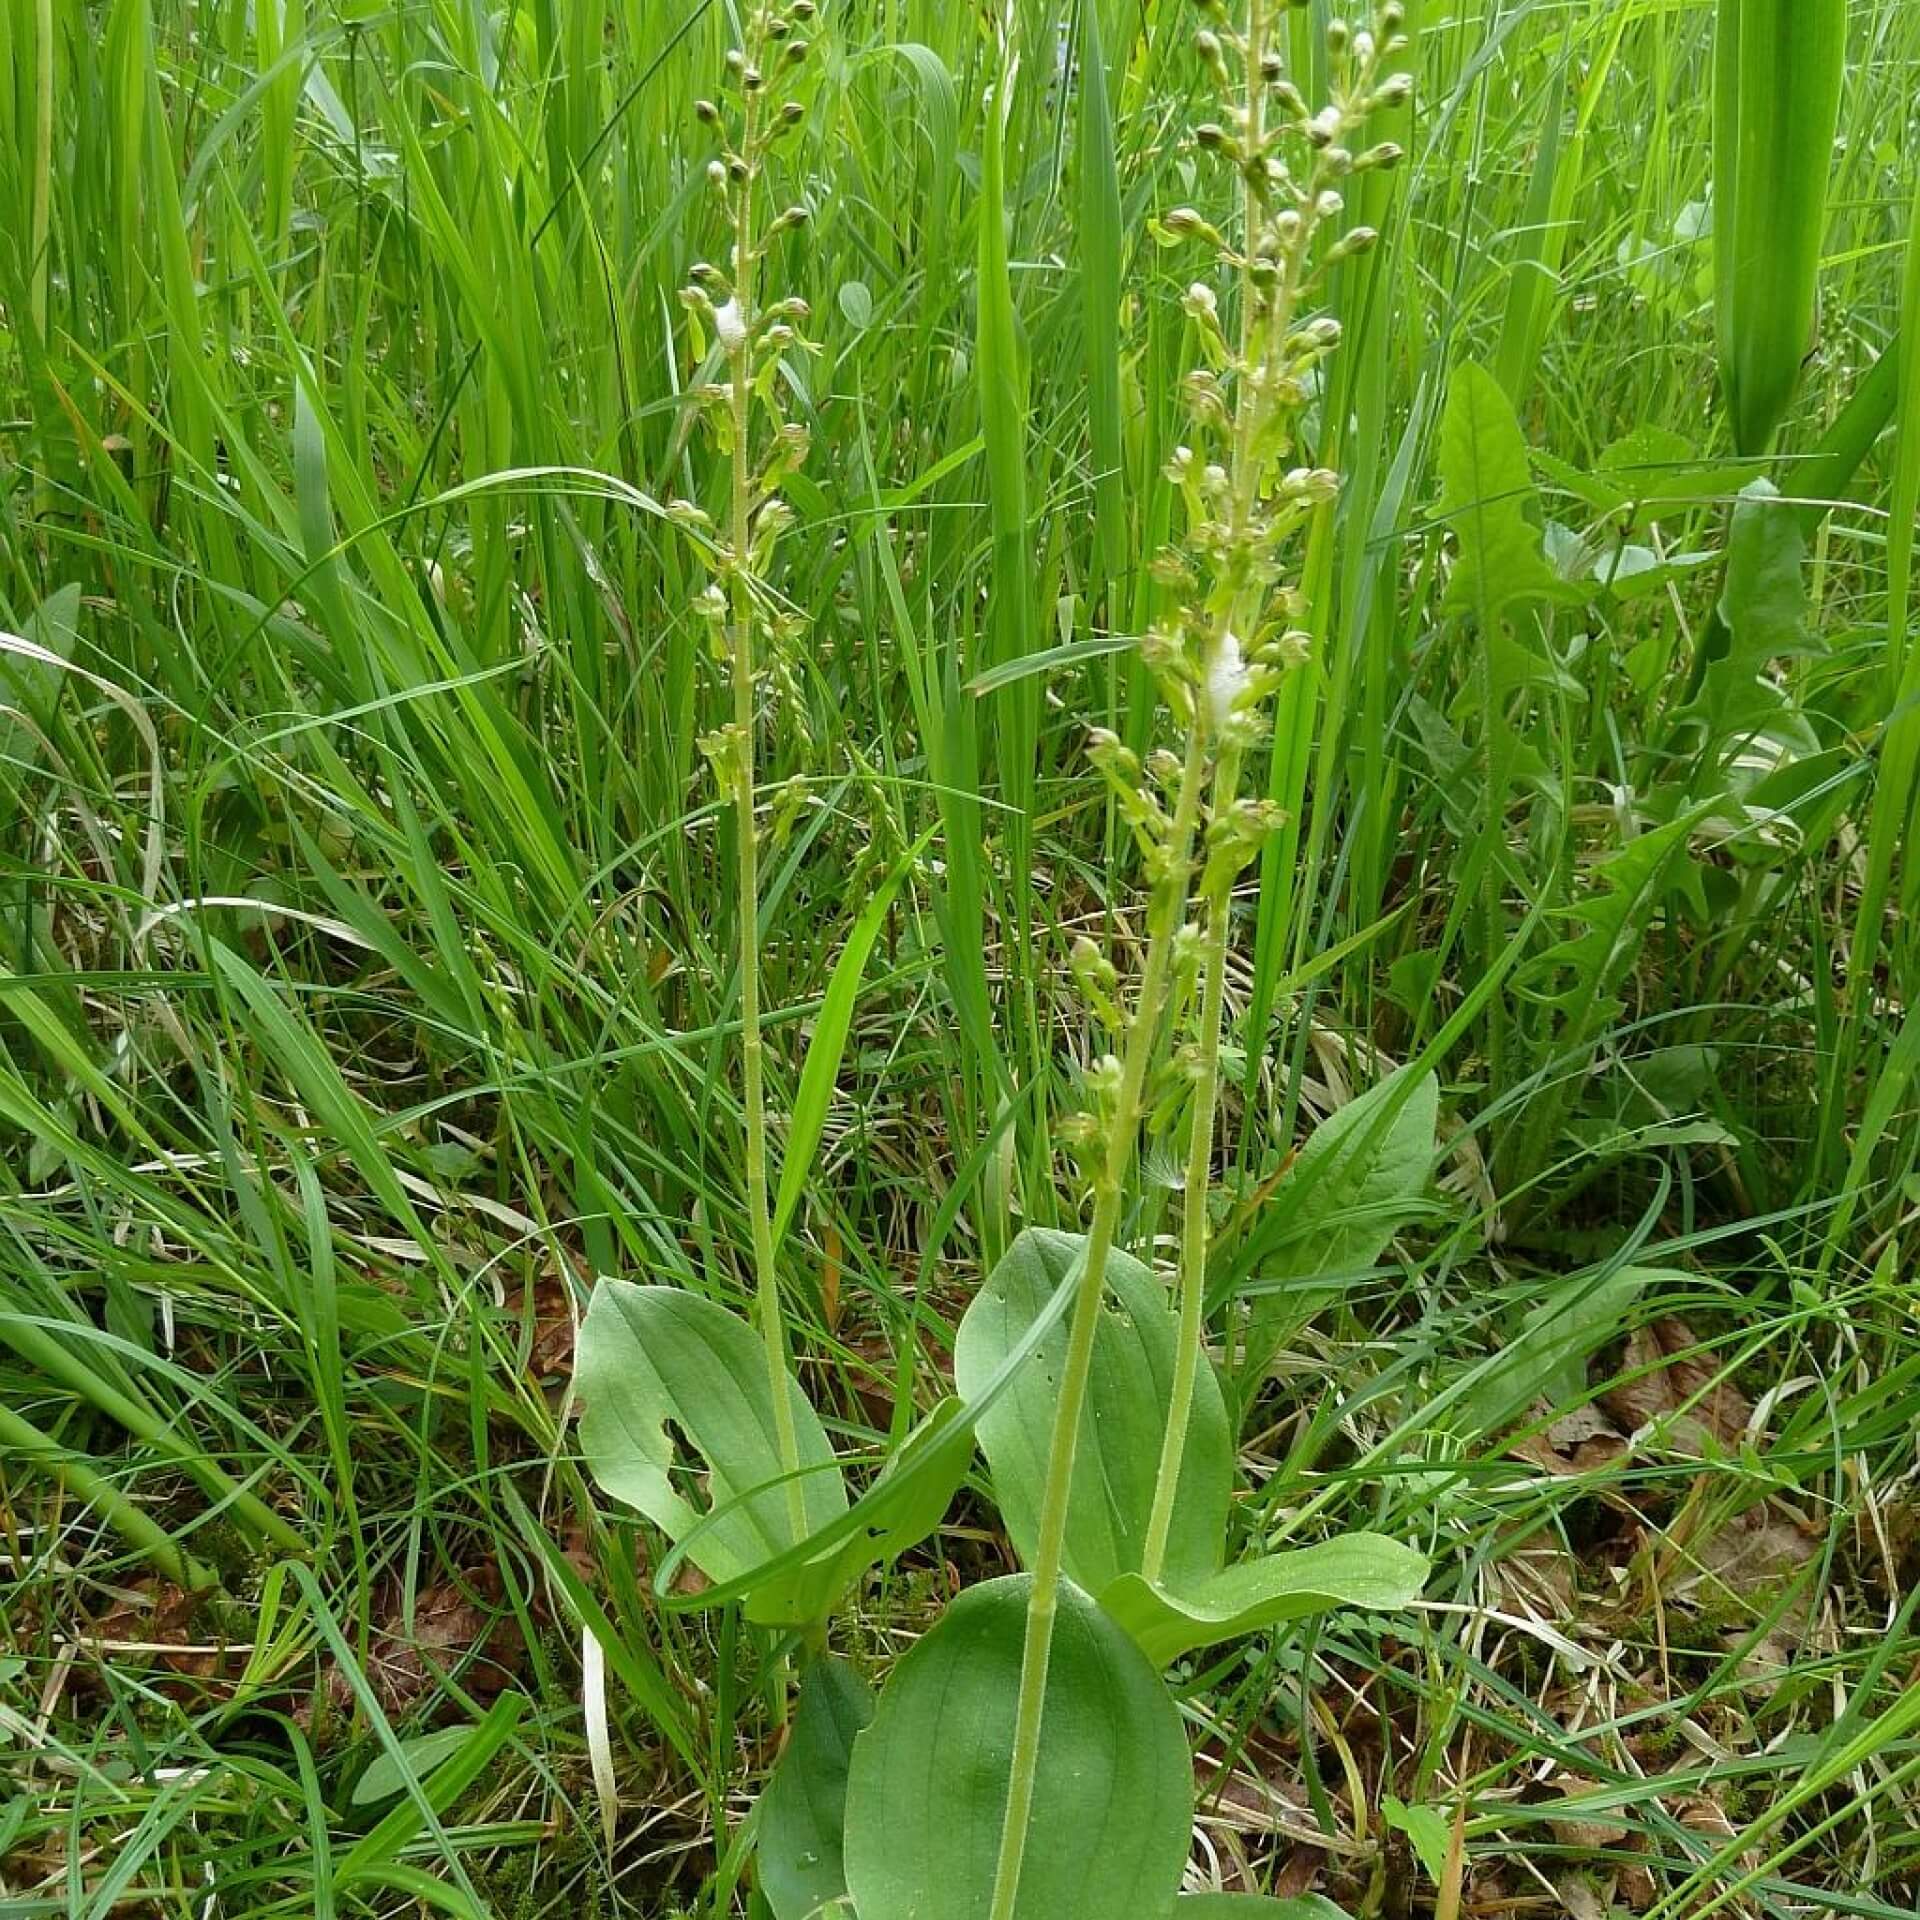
{"left": 0, "top": 583, "right": 80, "bottom": 784}
{"left": 843, "top": 1575, "right": 1192, "bottom": 1920}
{"left": 1100, "top": 1535, "right": 1430, "bottom": 1669}
{"left": 1234, "top": 1067, "right": 1439, "bottom": 1366}
{"left": 1450, "top": 1266, "right": 1659, "bottom": 1438}
{"left": 1689, "top": 478, "right": 1821, "bottom": 756}
{"left": 1438, "top": 362, "right": 1581, "bottom": 625}
{"left": 351, "top": 1725, "right": 483, "bottom": 1807}
{"left": 760, "top": 1658, "right": 874, "bottom": 1920}
{"left": 1713, "top": 0, "right": 1848, "bottom": 455}
{"left": 575, "top": 1283, "right": 846, "bottom": 1620}
{"left": 955, "top": 1228, "right": 1232, "bottom": 1594}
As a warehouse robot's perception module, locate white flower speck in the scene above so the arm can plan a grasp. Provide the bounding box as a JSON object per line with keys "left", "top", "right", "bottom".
{"left": 1206, "top": 630, "right": 1249, "bottom": 729}
{"left": 713, "top": 298, "right": 748, "bottom": 352}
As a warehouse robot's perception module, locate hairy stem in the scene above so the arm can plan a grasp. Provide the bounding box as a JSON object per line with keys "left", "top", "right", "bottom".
{"left": 1142, "top": 0, "right": 1275, "bottom": 1583}
{"left": 1140, "top": 744, "right": 1241, "bottom": 1581}
{"left": 987, "top": 726, "right": 1210, "bottom": 1920}
{"left": 725, "top": 77, "right": 808, "bottom": 1546}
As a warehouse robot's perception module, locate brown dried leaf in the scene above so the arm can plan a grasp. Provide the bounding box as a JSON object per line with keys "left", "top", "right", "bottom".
{"left": 366, "top": 1570, "right": 523, "bottom": 1713}
{"left": 1553, "top": 1871, "right": 1609, "bottom": 1920}
{"left": 510, "top": 1272, "right": 578, "bottom": 1380}
{"left": 84, "top": 1581, "right": 230, "bottom": 1688}
{"left": 1495, "top": 1533, "right": 1580, "bottom": 1617}
{"left": 1546, "top": 1782, "right": 1632, "bottom": 1853}
{"left": 1271, "top": 1847, "right": 1328, "bottom": 1899}
{"left": 1509, "top": 1400, "right": 1630, "bottom": 1479}
{"left": 1601, "top": 1319, "right": 1753, "bottom": 1454}
{"left": 1689, "top": 1505, "right": 1818, "bottom": 1601}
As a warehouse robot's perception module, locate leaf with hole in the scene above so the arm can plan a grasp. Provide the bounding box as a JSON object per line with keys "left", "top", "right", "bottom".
{"left": 723, "top": 1396, "right": 976, "bottom": 1626}
{"left": 842, "top": 1575, "right": 1192, "bottom": 1920}
{"left": 575, "top": 1283, "right": 847, "bottom": 1623}
{"left": 587, "top": 1241, "right": 1087, "bottom": 1625}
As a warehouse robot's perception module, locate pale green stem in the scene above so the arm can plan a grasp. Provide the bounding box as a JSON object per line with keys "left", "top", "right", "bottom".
{"left": 1139, "top": 741, "right": 1242, "bottom": 1582}
{"left": 724, "top": 77, "right": 808, "bottom": 1547}
{"left": 986, "top": 726, "right": 1211, "bottom": 1920}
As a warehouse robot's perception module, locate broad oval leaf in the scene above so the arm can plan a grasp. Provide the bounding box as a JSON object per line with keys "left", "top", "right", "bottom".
{"left": 575, "top": 1283, "right": 846, "bottom": 1614}
{"left": 760, "top": 1657, "right": 874, "bottom": 1920}
{"left": 955, "top": 1227, "right": 1232, "bottom": 1593}
{"left": 1101, "top": 1534, "right": 1430, "bottom": 1669}
{"left": 843, "top": 1575, "right": 1192, "bottom": 1920}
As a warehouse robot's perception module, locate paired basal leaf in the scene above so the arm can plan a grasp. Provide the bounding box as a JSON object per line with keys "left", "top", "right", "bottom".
{"left": 956, "top": 1230, "right": 1430, "bottom": 1669}
{"left": 759, "top": 1657, "right": 874, "bottom": 1920}
{"left": 1102, "top": 1534, "right": 1431, "bottom": 1668}
{"left": 842, "top": 1576, "right": 1192, "bottom": 1920}
{"left": 955, "top": 1228, "right": 1231, "bottom": 1594}
{"left": 578, "top": 1246, "right": 1085, "bottom": 1625}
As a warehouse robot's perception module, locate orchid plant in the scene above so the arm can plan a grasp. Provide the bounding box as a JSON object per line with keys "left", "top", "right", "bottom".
{"left": 572, "top": 5, "right": 1437, "bottom": 1915}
